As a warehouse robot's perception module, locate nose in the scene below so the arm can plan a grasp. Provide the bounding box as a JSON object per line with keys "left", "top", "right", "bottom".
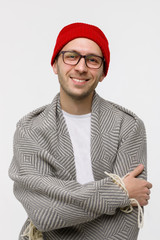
{"left": 74, "top": 57, "right": 88, "bottom": 73}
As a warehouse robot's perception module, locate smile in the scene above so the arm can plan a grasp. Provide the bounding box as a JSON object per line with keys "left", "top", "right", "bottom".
{"left": 73, "top": 78, "right": 86, "bottom": 83}
{"left": 71, "top": 77, "right": 89, "bottom": 83}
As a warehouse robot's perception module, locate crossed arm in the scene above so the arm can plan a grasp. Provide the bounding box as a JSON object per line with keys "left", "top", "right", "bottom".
{"left": 9, "top": 118, "right": 152, "bottom": 232}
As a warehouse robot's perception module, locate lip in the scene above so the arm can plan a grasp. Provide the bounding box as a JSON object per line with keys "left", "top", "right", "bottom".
{"left": 70, "top": 77, "right": 89, "bottom": 85}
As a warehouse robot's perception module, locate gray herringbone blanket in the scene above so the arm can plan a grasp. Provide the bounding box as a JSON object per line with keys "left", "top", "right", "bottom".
{"left": 9, "top": 93, "right": 147, "bottom": 240}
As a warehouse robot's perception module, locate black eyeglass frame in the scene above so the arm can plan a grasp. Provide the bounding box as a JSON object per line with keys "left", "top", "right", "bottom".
{"left": 58, "top": 51, "right": 105, "bottom": 69}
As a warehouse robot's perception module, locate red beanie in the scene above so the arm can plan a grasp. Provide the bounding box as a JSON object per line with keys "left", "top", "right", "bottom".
{"left": 51, "top": 22, "right": 110, "bottom": 76}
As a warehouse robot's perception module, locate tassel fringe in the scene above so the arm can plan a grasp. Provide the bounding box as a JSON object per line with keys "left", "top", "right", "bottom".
{"left": 22, "top": 172, "right": 143, "bottom": 239}
{"left": 104, "top": 171, "right": 144, "bottom": 228}
{"left": 21, "top": 221, "right": 43, "bottom": 240}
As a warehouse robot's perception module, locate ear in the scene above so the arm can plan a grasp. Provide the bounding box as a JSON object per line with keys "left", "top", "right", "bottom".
{"left": 52, "top": 61, "right": 58, "bottom": 74}
{"left": 99, "top": 72, "right": 105, "bottom": 82}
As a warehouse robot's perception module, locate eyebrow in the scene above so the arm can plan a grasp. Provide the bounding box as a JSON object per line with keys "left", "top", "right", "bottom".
{"left": 65, "top": 49, "right": 103, "bottom": 57}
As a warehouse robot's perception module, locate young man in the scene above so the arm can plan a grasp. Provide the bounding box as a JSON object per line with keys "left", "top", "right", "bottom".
{"left": 9, "top": 23, "right": 152, "bottom": 240}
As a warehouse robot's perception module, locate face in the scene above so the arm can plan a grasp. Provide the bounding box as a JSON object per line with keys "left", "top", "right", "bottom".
{"left": 52, "top": 38, "right": 105, "bottom": 101}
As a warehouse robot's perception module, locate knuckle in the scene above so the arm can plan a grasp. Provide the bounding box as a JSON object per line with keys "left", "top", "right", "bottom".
{"left": 148, "top": 189, "right": 151, "bottom": 194}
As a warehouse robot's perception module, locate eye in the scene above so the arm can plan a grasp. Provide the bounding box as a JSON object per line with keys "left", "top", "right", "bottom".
{"left": 89, "top": 58, "right": 98, "bottom": 63}
{"left": 64, "top": 52, "right": 79, "bottom": 61}
{"left": 87, "top": 56, "right": 100, "bottom": 65}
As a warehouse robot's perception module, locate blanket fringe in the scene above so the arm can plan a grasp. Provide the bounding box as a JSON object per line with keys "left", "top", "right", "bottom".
{"left": 21, "top": 221, "right": 43, "bottom": 240}
{"left": 21, "top": 172, "right": 143, "bottom": 239}
{"left": 104, "top": 171, "right": 144, "bottom": 228}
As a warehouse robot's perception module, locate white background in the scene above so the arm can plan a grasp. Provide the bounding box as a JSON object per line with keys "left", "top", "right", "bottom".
{"left": 0, "top": 0, "right": 159, "bottom": 239}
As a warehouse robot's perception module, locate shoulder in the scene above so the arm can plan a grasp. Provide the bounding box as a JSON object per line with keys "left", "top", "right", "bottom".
{"left": 16, "top": 104, "right": 49, "bottom": 130}
{"left": 96, "top": 94, "right": 146, "bottom": 138}
{"left": 99, "top": 95, "right": 134, "bottom": 117}
{"left": 16, "top": 94, "right": 60, "bottom": 130}
{"left": 15, "top": 94, "right": 61, "bottom": 135}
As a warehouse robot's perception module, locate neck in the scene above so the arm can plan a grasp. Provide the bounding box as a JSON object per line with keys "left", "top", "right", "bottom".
{"left": 60, "top": 92, "right": 94, "bottom": 115}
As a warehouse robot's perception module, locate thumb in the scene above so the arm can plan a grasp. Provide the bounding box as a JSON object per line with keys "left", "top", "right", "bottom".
{"left": 129, "top": 164, "right": 144, "bottom": 177}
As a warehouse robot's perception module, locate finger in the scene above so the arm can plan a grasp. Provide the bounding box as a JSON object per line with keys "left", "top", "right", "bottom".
{"left": 141, "top": 199, "right": 148, "bottom": 206}
{"left": 146, "top": 188, "right": 151, "bottom": 195}
{"left": 145, "top": 199, "right": 149, "bottom": 206}
{"left": 146, "top": 195, "right": 150, "bottom": 200}
{"left": 147, "top": 182, "right": 153, "bottom": 189}
{"left": 129, "top": 164, "right": 144, "bottom": 177}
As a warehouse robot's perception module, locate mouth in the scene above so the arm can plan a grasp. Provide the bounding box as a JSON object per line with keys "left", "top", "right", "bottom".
{"left": 70, "top": 77, "right": 89, "bottom": 84}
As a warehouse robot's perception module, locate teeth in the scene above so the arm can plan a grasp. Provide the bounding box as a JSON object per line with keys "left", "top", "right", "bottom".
{"left": 72, "top": 78, "right": 86, "bottom": 82}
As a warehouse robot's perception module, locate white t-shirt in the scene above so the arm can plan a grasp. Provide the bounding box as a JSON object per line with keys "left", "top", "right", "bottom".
{"left": 62, "top": 111, "right": 94, "bottom": 184}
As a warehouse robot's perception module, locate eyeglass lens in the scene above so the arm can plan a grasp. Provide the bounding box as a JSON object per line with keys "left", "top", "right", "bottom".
{"left": 63, "top": 51, "right": 103, "bottom": 69}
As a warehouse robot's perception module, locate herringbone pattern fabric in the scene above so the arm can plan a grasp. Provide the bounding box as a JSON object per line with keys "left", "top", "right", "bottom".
{"left": 9, "top": 93, "right": 147, "bottom": 240}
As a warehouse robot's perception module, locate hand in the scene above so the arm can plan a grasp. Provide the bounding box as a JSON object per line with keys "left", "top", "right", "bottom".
{"left": 123, "top": 164, "right": 152, "bottom": 206}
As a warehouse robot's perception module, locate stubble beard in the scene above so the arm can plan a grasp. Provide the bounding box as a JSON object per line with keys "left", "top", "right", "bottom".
{"left": 61, "top": 80, "right": 98, "bottom": 101}
{"left": 56, "top": 63, "right": 102, "bottom": 101}
{"left": 59, "top": 74, "right": 101, "bottom": 102}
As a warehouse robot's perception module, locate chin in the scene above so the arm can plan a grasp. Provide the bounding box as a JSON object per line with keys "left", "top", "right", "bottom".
{"left": 67, "top": 91, "right": 94, "bottom": 101}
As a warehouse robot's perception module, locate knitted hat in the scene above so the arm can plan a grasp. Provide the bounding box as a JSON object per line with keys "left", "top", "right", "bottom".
{"left": 51, "top": 22, "right": 110, "bottom": 76}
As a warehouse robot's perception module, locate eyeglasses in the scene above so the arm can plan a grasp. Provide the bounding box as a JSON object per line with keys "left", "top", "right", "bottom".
{"left": 59, "top": 51, "right": 105, "bottom": 69}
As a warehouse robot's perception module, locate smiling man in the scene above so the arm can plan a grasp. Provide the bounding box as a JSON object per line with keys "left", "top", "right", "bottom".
{"left": 9, "top": 23, "right": 152, "bottom": 240}
{"left": 53, "top": 38, "right": 105, "bottom": 108}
